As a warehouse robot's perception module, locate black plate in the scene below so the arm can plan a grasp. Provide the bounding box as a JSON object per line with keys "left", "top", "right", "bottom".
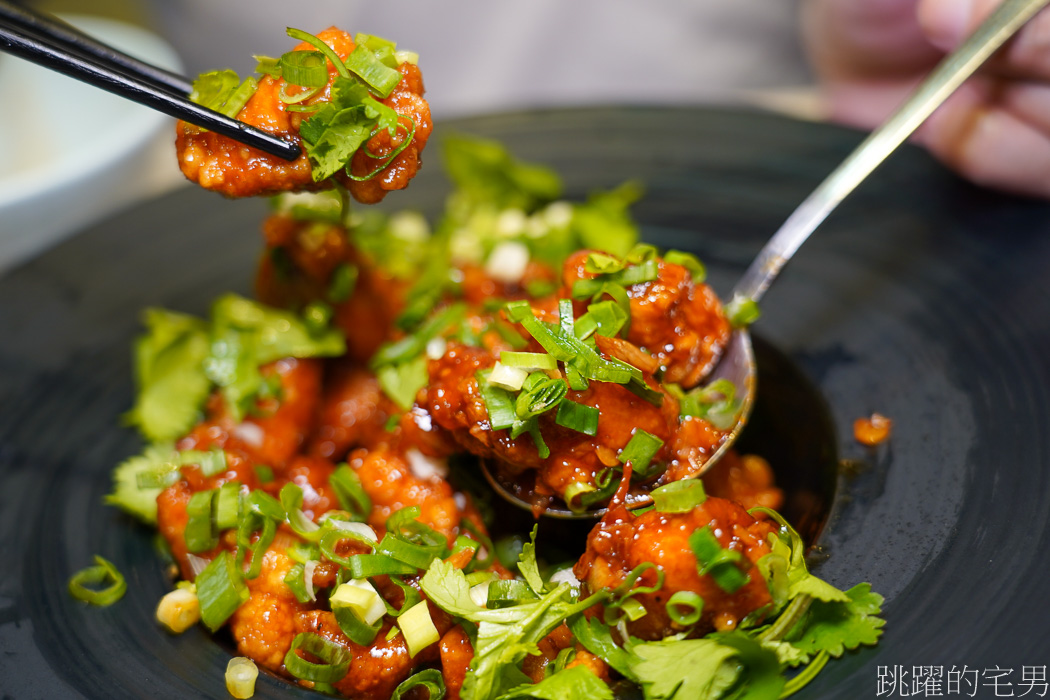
{"left": 3, "top": 107, "right": 1050, "bottom": 699}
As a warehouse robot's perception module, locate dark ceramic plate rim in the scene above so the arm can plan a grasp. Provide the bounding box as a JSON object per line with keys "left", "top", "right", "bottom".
{"left": 2, "top": 105, "right": 1050, "bottom": 699}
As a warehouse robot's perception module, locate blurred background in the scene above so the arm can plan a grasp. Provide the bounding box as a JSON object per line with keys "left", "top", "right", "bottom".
{"left": 0, "top": 0, "right": 815, "bottom": 272}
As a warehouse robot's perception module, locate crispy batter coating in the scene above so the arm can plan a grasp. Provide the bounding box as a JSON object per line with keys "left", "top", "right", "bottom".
{"left": 229, "top": 547, "right": 309, "bottom": 671}
{"left": 175, "top": 28, "right": 431, "bottom": 202}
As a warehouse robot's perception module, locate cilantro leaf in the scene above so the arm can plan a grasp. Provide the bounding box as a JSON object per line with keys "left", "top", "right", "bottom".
{"left": 497, "top": 665, "right": 613, "bottom": 700}
{"left": 124, "top": 308, "right": 211, "bottom": 442}
{"left": 788, "top": 583, "right": 885, "bottom": 658}
{"left": 442, "top": 134, "right": 562, "bottom": 211}
{"left": 788, "top": 573, "right": 851, "bottom": 604}
{"left": 566, "top": 614, "right": 638, "bottom": 681}
{"left": 421, "top": 559, "right": 605, "bottom": 700}
{"left": 104, "top": 442, "right": 179, "bottom": 524}
{"left": 628, "top": 638, "right": 739, "bottom": 700}
{"left": 518, "top": 525, "right": 544, "bottom": 596}
{"left": 628, "top": 632, "right": 784, "bottom": 700}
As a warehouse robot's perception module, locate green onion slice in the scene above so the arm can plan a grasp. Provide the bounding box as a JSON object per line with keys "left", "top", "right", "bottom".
{"left": 391, "top": 668, "right": 445, "bottom": 700}
{"left": 330, "top": 463, "right": 372, "bottom": 521}
{"left": 283, "top": 563, "right": 313, "bottom": 604}
{"left": 650, "top": 479, "right": 707, "bottom": 513}
{"left": 664, "top": 250, "right": 707, "bottom": 282}
{"left": 279, "top": 50, "right": 329, "bottom": 87}
{"left": 476, "top": 370, "right": 517, "bottom": 431}
{"left": 486, "top": 579, "right": 539, "bottom": 609}
{"left": 279, "top": 483, "right": 322, "bottom": 542}
{"left": 196, "top": 551, "right": 250, "bottom": 631}
{"left": 499, "top": 351, "right": 557, "bottom": 370}
{"left": 346, "top": 553, "right": 418, "bottom": 578}
{"left": 690, "top": 527, "right": 749, "bottom": 594}
{"left": 618, "top": 430, "right": 664, "bottom": 472}
{"left": 284, "top": 632, "right": 352, "bottom": 683}
{"left": 554, "top": 400, "right": 599, "bottom": 436}
{"left": 376, "top": 534, "right": 442, "bottom": 570}
{"left": 68, "top": 555, "right": 127, "bottom": 606}
{"left": 214, "top": 481, "right": 242, "bottom": 530}
{"left": 286, "top": 28, "right": 351, "bottom": 80}
{"left": 666, "top": 590, "right": 704, "bottom": 626}
{"left": 184, "top": 489, "right": 218, "bottom": 553}
{"left": 333, "top": 603, "right": 383, "bottom": 646}
{"left": 725, "top": 293, "right": 761, "bottom": 328}
{"left": 345, "top": 43, "right": 402, "bottom": 97}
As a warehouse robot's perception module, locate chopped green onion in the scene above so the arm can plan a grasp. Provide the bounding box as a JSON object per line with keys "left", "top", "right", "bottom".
{"left": 283, "top": 563, "right": 313, "bottom": 604}
{"left": 319, "top": 527, "right": 376, "bottom": 568}
{"left": 226, "top": 657, "right": 259, "bottom": 700}
{"left": 346, "top": 553, "right": 418, "bottom": 578}
{"left": 486, "top": 579, "right": 539, "bottom": 608}
{"left": 214, "top": 481, "right": 242, "bottom": 530}
{"left": 575, "top": 300, "right": 628, "bottom": 339}
{"left": 280, "top": 50, "right": 329, "bottom": 87}
{"left": 195, "top": 551, "right": 250, "bottom": 631}
{"left": 525, "top": 419, "right": 550, "bottom": 459}
{"left": 286, "top": 541, "right": 321, "bottom": 565}
{"left": 331, "top": 579, "right": 387, "bottom": 625}
{"left": 619, "top": 597, "right": 648, "bottom": 621}
{"left": 579, "top": 467, "right": 622, "bottom": 509}
{"left": 333, "top": 602, "right": 383, "bottom": 646}
{"left": 650, "top": 479, "right": 706, "bottom": 513}
{"left": 398, "top": 600, "right": 439, "bottom": 658}
{"left": 345, "top": 44, "right": 402, "bottom": 97}
{"left": 330, "top": 463, "right": 372, "bottom": 521}
{"left": 280, "top": 482, "right": 322, "bottom": 542}
{"left": 563, "top": 481, "right": 597, "bottom": 513}
{"left": 394, "top": 50, "right": 419, "bottom": 66}
{"left": 286, "top": 28, "right": 351, "bottom": 80}
{"left": 354, "top": 33, "right": 397, "bottom": 52}
{"left": 617, "top": 430, "right": 664, "bottom": 472}
{"left": 515, "top": 373, "right": 567, "bottom": 421}
{"left": 625, "top": 243, "right": 659, "bottom": 264}
{"left": 237, "top": 507, "right": 278, "bottom": 580}
{"left": 664, "top": 250, "right": 707, "bottom": 282}
{"left": 554, "top": 400, "right": 599, "bottom": 436}
{"left": 385, "top": 506, "right": 447, "bottom": 548}
{"left": 666, "top": 590, "right": 704, "bottom": 626}
{"left": 488, "top": 361, "right": 530, "bottom": 391}
{"left": 180, "top": 448, "right": 227, "bottom": 477}
{"left": 585, "top": 252, "right": 626, "bottom": 274}
{"left": 68, "top": 555, "right": 126, "bottom": 606}
{"left": 690, "top": 527, "right": 749, "bottom": 594}
{"left": 328, "top": 263, "right": 359, "bottom": 303}
{"left": 156, "top": 586, "right": 200, "bottom": 633}
{"left": 558, "top": 298, "right": 575, "bottom": 335}
{"left": 391, "top": 669, "right": 445, "bottom": 700}
{"left": 725, "top": 293, "right": 761, "bottom": 328}
{"left": 376, "top": 533, "right": 442, "bottom": 570}
{"left": 284, "top": 632, "right": 352, "bottom": 683}
{"left": 253, "top": 464, "right": 274, "bottom": 483}
{"left": 476, "top": 370, "right": 518, "bottom": 431}
{"left": 499, "top": 351, "right": 557, "bottom": 371}
{"left": 184, "top": 489, "right": 218, "bottom": 553}
{"left": 220, "top": 77, "right": 259, "bottom": 118}
{"left": 254, "top": 54, "right": 280, "bottom": 76}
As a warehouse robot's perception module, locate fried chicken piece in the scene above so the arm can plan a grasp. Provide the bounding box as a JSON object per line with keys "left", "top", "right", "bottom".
{"left": 574, "top": 495, "right": 776, "bottom": 639}
{"left": 176, "top": 27, "right": 431, "bottom": 202}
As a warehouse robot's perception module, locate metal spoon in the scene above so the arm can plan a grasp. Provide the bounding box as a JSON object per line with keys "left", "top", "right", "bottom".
{"left": 483, "top": 0, "right": 1050, "bottom": 518}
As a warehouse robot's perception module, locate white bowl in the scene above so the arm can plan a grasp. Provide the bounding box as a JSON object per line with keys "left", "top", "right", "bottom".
{"left": 0, "top": 15, "right": 184, "bottom": 274}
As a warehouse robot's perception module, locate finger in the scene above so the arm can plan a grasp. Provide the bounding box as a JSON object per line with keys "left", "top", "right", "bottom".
{"left": 917, "top": 78, "right": 1050, "bottom": 197}
{"left": 803, "top": 0, "right": 941, "bottom": 80}
{"left": 921, "top": 0, "right": 1050, "bottom": 81}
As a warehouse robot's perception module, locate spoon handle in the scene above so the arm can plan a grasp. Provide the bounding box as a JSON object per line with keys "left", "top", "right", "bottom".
{"left": 732, "top": 0, "right": 1050, "bottom": 304}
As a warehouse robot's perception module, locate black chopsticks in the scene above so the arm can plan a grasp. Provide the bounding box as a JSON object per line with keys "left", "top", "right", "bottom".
{"left": 0, "top": 1, "right": 301, "bottom": 162}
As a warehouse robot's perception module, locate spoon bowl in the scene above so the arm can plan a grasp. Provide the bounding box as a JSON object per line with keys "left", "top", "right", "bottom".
{"left": 481, "top": 0, "right": 1050, "bottom": 518}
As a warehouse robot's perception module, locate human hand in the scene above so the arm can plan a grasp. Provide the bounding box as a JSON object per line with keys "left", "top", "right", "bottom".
{"left": 803, "top": 0, "right": 1050, "bottom": 198}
